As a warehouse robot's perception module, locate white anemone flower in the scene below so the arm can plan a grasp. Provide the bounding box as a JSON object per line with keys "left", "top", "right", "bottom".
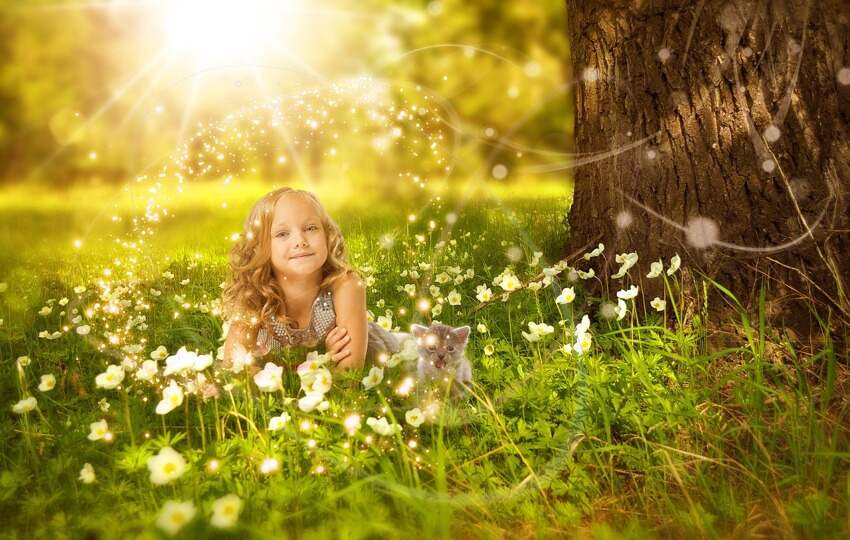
{"left": 302, "top": 367, "right": 332, "bottom": 395}
{"left": 147, "top": 446, "right": 187, "bottom": 485}
{"left": 475, "top": 285, "right": 493, "bottom": 302}
{"left": 192, "top": 353, "right": 213, "bottom": 371}
{"left": 614, "top": 299, "right": 628, "bottom": 321}
{"left": 268, "top": 413, "right": 291, "bottom": 431}
{"left": 297, "top": 392, "right": 325, "bottom": 412}
{"left": 156, "top": 500, "right": 196, "bottom": 536}
{"left": 162, "top": 347, "right": 198, "bottom": 376}
{"left": 150, "top": 345, "right": 169, "bottom": 360}
{"left": 611, "top": 252, "right": 639, "bottom": 279}
{"left": 667, "top": 254, "right": 681, "bottom": 276}
{"left": 155, "top": 382, "right": 184, "bottom": 415}
{"left": 253, "top": 362, "right": 283, "bottom": 393}
{"left": 651, "top": 297, "right": 667, "bottom": 311}
{"left": 498, "top": 273, "right": 521, "bottom": 292}
{"left": 555, "top": 287, "right": 576, "bottom": 304}
{"left": 95, "top": 365, "right": 125, "bottom": 390}
{"left": 405, "top": 408, "right": 425, "bottom": 427}
{"left": 361, "top": 367, "right": 384, "bottom": 390}
{"left": 12, "top": 396, "right": 37, "bottom": 414}
{"left": 366, "top": 416, "right": 402, "bottom": 436}
{"left": 616, "top": 285, "right": 639, "bottom": 300}
{"left": 582, "top": 243, "right": 605, "bottom": 260}
{"left": 136, "top": 360, "right": 158, "bottom": 382}
{"left": 210, "top": 494, "right": 242, "bottom": 529}
{"left": 79, "top": 463, "right": 96, "bottom": 484}
{"left": 646, "top": 260, "right": 663, "bottom": 278}
{"left": 87, "top": 419, "right": 109, "bottom": 441}
{"left": 522, "top": 321, "right": 555, "bottom": 343}
{"left": 447, "top": 290, "right": 462, "bottom": 306}
{"left": 38, "top": 374, "right": 56, "bottom": 392}
{"left": 577, "top": 268, "right": 595, "bottom": 280}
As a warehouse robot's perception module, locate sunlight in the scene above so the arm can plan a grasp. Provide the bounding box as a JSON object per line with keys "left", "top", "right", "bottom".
{"left": 162, "top": 0, "right": 296, "bottom": 62}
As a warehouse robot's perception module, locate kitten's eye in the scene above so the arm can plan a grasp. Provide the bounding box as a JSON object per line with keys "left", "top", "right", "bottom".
{"left": 447, "top": 346, "right": 455, "bottom": 352}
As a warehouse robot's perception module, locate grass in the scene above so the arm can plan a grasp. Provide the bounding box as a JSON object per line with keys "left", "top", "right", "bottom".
{"left": 1, "top": 177, "right": 847, "bottom": 539}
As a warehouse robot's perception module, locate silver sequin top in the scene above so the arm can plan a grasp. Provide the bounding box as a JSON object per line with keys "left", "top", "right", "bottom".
{"left": 255, "top": 288, "right": 335, "bottom": 354}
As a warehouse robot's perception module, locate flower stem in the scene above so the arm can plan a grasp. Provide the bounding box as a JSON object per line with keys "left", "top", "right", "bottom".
{"left": 122, "top": 387, "right": 136, "bottom": 446}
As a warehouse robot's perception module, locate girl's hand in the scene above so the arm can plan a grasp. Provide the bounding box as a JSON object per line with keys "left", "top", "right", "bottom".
{"left": 325, "top": 326, "right": 351, "bottom": 364}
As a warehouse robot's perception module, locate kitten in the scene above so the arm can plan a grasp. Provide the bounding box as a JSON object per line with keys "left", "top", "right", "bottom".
{"left": 407, "top": 323, "right": 472, "bottom": 399}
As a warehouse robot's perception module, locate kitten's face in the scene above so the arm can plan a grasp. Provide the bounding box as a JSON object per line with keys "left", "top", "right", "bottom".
{"left": 411, "top": 323, "right": 470, "bottom": 369}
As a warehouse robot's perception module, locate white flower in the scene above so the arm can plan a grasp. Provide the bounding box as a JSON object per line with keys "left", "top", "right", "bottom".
{"left": 431, "top": 303, "right": 443, "bottom": 317}
{"left": 614, "top": 299, "right": 628, "bottom": 321}
{"left": 156, "top": 500, "right": 195, "bottom": 536}
{"left": 156, "top": 382, "right": 184, "bottom": 415}
{"left": 122, "top": 344, "right": 143, "bottom": 355}
{"left": 136, "top": 360, "right": 158, "bottom": 382}
{"left": 405, "top": 408, "right": 425, "bottom": 427}
{"left": 484, "top": 344, "right": 495, "bottom": 356}
{"left": 616, "top": 285, "right": 639, "bottom": 300}
{"left": 435, "top": 272, "right": 451, "bottom": 284}
{"left": 38, "top": 374, "right": 56, "bottom": 392}
{"left": 150, "top": 345, "right": 169, "bottom": 360}
{"left": 377, "top": 315, "right": 393, "bottom": 331}
{"left": 163, "top": 347, "right": 198, "bottom": 376}
{"left": 476, "top": 323, "right": 488, "bottom": 333}
{"left": 573, "top": 331, "right": 593, "bottom": 354}
{"left": 296, "top": 351, "right": 331, "bottom": 376}
{"left": 646, "top": 260, "right": 663, "bottom": 278}
{"left": 73, "top": 285, "right": 86, "bottom": 294}
{"left": 210, "top": 494, "right": 242, "bottom": 529}
{"left": 12, "top": 396, "right": 37, "bottom": 414}
{"left": 147, "top": 446, "right": 187, "bottom": 485}
{"left": 361, "top": 367, "right": 384, "bottom": 390}
{"left": 577, "top": 268, "right": 595, "bottom": 280}
{"left": 79, "top": 463, "right": 96, "bottom": 484}
{"left": 555, "top": 287, "right": 576, "bottom": 304}
{"left": 651, "top": 297, "right": 667, "bottom": 311}
{"left": 403, "top": 284, "right": 416, "bottom": 296}
{"left": 447, "top": 290, "right": 462, "bottom": 306}
{"left": 498, "top": 273, "right": 521, "bottom": 292}
{"left": 366, "top": 416, "right": 402, "bottom": 436}
{"left": 530, "top": 251, "right": 543, "bottom": 266}
{"left": 582, "top": 243, "right": 605, "bottom": 260}
{"left": 302, "top": 367, "right": 332, "bottom": 395}
{"left": 527, "top": 281, "right": 542, "bottom": 291}
{"left": 388, "top": 338, "right": 419, "bottom": 367}
{"left": 667, "top": 254, "right": 681, "bottom": 276}
{"left": 76, "top": 325, "right": 91, "bottom": 336}
{"left": 475, "top": 285, "right": 493, "bottom": 302}
{"left": 611, "top": 252, "right": 639, "bottom": 279}
{"left": 87, "top": 419, "right": 109, "bottom": 441}
{"left": 98, "top": 398, "right": 110, "bottom": 412}
{"left": 17, "top": 355, "right": 31, "bottom": 367}
{"left": 522, "top": 321, "right": 555, "bottom": 342}
{"left": 298, "top": 392, "right": 325, "bottom": 412}
{"left": 253, "top": 362, "right": 283, "bottom": 392}
{"left": 576, "top": 315, "right": 591, "bottom": 335}
{"left": 95, "top": 365, "right": 125, "bottom": 390}
{"left": 192, "top": 353, "right": 213, "bottom": 372}
{"left": 228, "top": 343, "right": 254, "bottom": 374}
{"left": 38, "top": 306, "right": 52, "bottom": 316}
{"left": 268, "top": 413, "right": 291, "bottom": 431}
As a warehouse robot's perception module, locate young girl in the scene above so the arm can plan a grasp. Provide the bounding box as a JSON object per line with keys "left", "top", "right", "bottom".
{"left": 221, "top": 187, "right": 398, "bottom": 371}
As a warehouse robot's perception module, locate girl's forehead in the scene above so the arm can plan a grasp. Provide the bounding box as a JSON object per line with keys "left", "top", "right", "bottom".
{"left": 271, "top": 194, "right": 322, "bottom": 223}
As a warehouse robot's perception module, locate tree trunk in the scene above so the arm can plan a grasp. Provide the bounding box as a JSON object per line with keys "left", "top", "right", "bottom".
{"left": 564, "top": 0, "right": 850, "bottom": 347}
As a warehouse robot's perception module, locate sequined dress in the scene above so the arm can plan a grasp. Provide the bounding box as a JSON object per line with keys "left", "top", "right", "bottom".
{"left": 254, "top": 287, "right": 399, "bottom": 359}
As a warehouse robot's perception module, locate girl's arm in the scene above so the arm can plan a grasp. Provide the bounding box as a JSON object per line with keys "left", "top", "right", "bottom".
{"left": 330, "top": 273, "right": 368, "bottom": 370}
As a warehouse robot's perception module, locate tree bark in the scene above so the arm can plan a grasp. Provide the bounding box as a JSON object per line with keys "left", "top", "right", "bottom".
{"left": 564, "top": 0, "right": 850, "bottom": 347}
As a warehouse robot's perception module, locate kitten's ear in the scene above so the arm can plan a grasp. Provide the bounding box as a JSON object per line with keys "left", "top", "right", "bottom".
{"left": 453, "top": 326, "right": 471, "bottom": 342}
{"left": 410, "top": 324, "right": 429, "bottom": 338}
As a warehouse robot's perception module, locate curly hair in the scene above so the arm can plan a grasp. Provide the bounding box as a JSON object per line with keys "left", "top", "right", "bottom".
{"left": 222, "top": 187, "right": 355, "bottom": 334}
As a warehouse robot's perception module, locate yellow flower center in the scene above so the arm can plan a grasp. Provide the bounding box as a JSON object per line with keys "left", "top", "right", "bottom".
{"left": 164, "top": 463, "right": 176, "bottom": 474}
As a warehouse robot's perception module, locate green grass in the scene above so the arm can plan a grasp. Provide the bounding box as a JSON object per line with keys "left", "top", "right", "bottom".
{"left": 1, "top": 178, "right": 847, "bottom": 539}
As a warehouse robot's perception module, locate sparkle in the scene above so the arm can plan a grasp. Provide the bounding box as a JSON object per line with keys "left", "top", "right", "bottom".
{"left": 491, "top": 164, "right": 508, "bottom": 180}
{"left": 260, "top": 457, "right": 279, "bottom": 475}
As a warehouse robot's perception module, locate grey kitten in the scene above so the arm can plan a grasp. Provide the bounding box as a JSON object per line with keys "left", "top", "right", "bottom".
{"left": 409, "top": 323, "right": 472, "bottom": 398}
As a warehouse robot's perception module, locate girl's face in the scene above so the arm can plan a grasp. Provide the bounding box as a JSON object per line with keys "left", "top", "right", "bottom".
{"left": 269, "top": 194, "right": 329, "bottom": 281}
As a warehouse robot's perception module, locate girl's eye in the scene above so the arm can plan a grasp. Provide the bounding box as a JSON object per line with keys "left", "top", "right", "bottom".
{"left": 276, "top": 232, "right": 289, "bottom": 238}
{"left": 307, "top": 225, "right": 319, "bottom": 231}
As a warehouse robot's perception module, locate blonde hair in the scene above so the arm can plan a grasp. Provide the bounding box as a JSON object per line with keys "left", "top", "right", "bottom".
{"left": 222, "top": 187, "right": 355, "bottom": 333}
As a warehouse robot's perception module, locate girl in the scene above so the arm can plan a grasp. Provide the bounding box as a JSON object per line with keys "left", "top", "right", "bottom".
{"left": 221, "top": 187, "right": 398, "bottom": 371}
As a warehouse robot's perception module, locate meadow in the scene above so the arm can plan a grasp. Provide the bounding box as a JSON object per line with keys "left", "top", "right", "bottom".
{"left": 1, "top": 178, "right": 847, "bottom": 539}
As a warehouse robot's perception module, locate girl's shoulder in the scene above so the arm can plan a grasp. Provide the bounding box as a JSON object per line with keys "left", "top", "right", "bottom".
{"left": 330, "top": 270, "right": 363, "bottom": 294}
